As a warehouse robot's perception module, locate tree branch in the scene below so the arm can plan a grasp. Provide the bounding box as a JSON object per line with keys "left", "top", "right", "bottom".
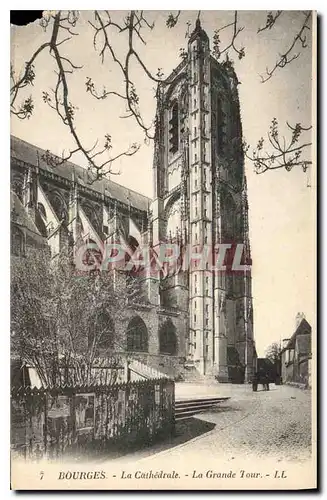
{"left": 257, "top": 11, "right": 283, "bottom": 33}
{"left": 89, "top": 10, "right": 181, "bottom": 141}
{"left": 260, "top": 11, "right": 312, "bottom": 82}
{"left": 11, "top": 10, "right": 140, "bottom": 182}
{"left": 212, "top": 11, "right": 245, "bottom": 61}
{"left": 244, "top": 118, "right": 312, "bottom": 174}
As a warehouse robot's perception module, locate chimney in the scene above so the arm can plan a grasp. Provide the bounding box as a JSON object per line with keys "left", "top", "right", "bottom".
{"left": 295, "top": 312, "right": 305, "bottom": 329}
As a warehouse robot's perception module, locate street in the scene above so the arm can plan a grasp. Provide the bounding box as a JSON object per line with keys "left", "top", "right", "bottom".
{"left": 59, "top": 383, "right": 316, "bottom": 490}
{"left": 111, "top": 384, "right": 313, "bottom": 467}
{"left": 175, "top": 383, "right": 312, "bottom": 463}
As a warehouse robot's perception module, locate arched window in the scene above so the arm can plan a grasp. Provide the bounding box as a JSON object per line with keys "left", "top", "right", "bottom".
{"left": 169, "top": 102, "right": 179, "bottom": 155}
{"left": 166, "top": 198, "right": 181, "bottom": 242}
{"left": 212, "top": 93, "right": 225, "bottom": 154}
{"left": 36, "top": 203, "right": 48, "bottom": 237}
{"left": 88, "top": 312, "right": 115, "bottom": 353}
{"left": 48, "top": 191, "right": 68, "bottom": 222}
{"left": 126, "top": 316, "right": 148, "bottom": 352}
{"left": 180, "top": 91, "right": 188, "bottom": 137}
{"left": 125, "top": 236, "right": 145, "bottom": 289}
{"left": 216, "top": 95, "right": 225, "bottom": 152}
{"left": 12, "top": 178, "right": 24, "bottom": 203}
{"left": 37, "top": 203, "right": 47, "bottom": 220}
{"left": 159, "top": 319, "right": 177, "bottom": 356}
{"left": 221, "top": 191, "right": 236, "bottom": 240}
{"left": 82, "top": 238, "right": 102, "bottom": 268}
{"left": 82, "top": 203, "right": 100, "bottom": 233}
{"left": 127, "top": 235, "right": 139, "bottom": 253}
{"left": 11, "top": 227, "right": 24, "bottom": 256}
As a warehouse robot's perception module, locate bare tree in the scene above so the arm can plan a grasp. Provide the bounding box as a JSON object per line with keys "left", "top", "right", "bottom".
{"left": 11, "top": 247, "right": 137, "bottom": 387}
{"left": 212, "top": 10, "right": 311, "bottom": 80}
{"left": 243, "top": 119, "right": 312, "bottom": 175}
{"left": 212, "top": 10, "right": 312, "bottom": 175}
{"left": 257, "top": 11, "right": 312, "bottom": 83}
{"left": 11, "top": 11, "right": 141, "bottom": 181}
{"left": 11, "top": 10, "right": 313, "bottom": 178}
{"left": 265, "top": 341, "right": 282, "bottom": 365}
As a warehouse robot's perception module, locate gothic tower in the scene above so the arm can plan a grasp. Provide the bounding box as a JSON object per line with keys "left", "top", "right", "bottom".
{"left": 151, "top": 19, "right": 254, "bottom": 382}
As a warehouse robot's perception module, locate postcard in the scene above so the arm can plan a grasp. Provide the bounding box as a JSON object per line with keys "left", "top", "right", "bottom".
{"left": 10, "top": 10, "right": 317, "bottom": 490}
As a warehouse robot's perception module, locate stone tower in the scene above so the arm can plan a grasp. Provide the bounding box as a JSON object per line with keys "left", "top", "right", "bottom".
{"left": 151, "top": 19, "right": 254, "bottom": 382}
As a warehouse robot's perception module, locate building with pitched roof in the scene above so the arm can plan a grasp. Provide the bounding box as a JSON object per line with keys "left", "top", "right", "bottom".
{"left": 280, "top": 315, "right": 312, "bottom": 387}
{"left": 10, "top": 20, "right": 255, "bottom": 382}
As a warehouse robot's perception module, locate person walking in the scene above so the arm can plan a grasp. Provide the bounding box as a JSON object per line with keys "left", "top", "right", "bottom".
{"left": 258, "top": 368, "right": 268, "bottom": 391}
{"left": 265, "top": 376, "right": 270, "bottom": 391}
{"left": 262, "top": 373, "right": 270, "bottom": 391}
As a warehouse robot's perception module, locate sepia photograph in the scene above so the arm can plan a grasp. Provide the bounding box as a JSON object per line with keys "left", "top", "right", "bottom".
{"left": 10, "top": 9, "right": 317, "bottom": 490}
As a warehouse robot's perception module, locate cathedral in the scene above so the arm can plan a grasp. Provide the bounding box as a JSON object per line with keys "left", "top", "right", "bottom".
{"left": 11, "top": 20, "right": 255, "bottom": 383}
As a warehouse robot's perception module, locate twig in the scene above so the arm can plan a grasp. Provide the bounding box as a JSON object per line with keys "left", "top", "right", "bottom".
{"left": 213, "top": 11, "right": 245, "bottom": 61}
{"left": 89, "top": 10, "right": 179, "bottom": 140}
{"left": 260, "top": 11, "right": 312, "bottom": 82}
{"left": 12, "top": 10, "right": 140, "bottom": 181}
{"left": 244, "top": 119, "right": 312, "bottom": 174}
{"left": 257, "top": 11, "right": 283, "bottom": 33}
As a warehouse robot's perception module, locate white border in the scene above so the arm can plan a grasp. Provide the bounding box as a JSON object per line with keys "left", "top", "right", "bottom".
{"left": 3, "top": 3, "right": 324, "bottom": 498}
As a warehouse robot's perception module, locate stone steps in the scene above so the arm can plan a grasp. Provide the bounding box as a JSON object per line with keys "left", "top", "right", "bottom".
{"left": 175, "top": 396, "right": 229, "bottom": 421}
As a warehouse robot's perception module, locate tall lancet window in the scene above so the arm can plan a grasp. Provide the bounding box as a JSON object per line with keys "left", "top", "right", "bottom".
{"left": 216, "top": 95, "right": 225, "bottom": 153}
{"left": 166, "top": 199, "right": 181, "bottom": 241}
{"left": 212, "top": 93, "right": 225, "bottom": 154}
{"left": 180, "top": 94, "right": 187, "bottom": 138}
{"left": 11, "top": 227, "right": 24, "bottom": 256}
{"left": 221, "top": 192, "right": 236, "bottom": 240}
{"left": 169, "top": 101, "right": 179, "bottom": 155}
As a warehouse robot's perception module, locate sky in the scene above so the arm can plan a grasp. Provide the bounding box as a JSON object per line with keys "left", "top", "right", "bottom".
{"left": 10, "top": 11, "right": 316, "bottom": 357}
